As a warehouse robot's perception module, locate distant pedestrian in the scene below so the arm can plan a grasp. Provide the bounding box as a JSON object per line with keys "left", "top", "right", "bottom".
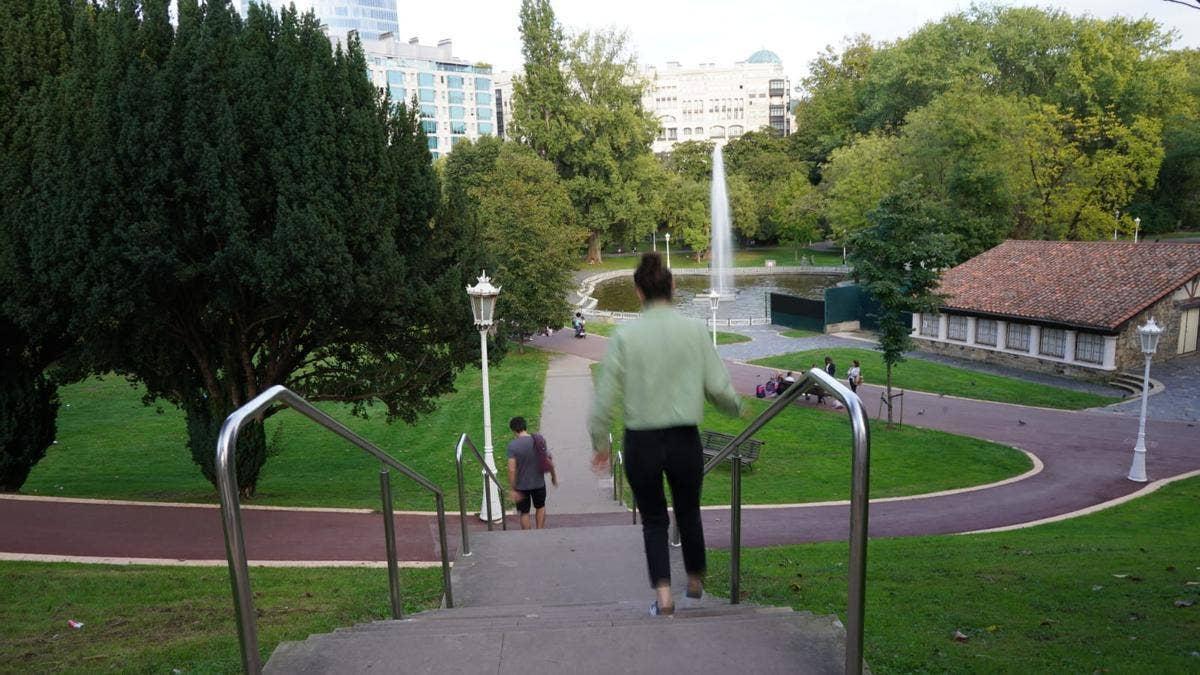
{"left": 781, "top": 371, "right": 795, "bottom": 397}
{"left": 847, "top": 359, "right": 862, "bottom": 394}
{"left": 809, "top": 363, "right": 823, "bottom": 404}
{"left": 589, "top": 253, "right": 743, "bottom": 617}
{"left": 506, "top": 417, "right": 558, "bottom": 530}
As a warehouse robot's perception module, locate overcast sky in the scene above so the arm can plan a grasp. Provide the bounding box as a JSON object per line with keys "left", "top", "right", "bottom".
{"left": 394, "top": 0, "right": 1199, "bottom": 83}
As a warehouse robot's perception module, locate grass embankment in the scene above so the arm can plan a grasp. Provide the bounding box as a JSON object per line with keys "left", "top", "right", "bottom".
{"left": 589, "top": 322, "right": 749, "bottom": 345}
{"left": 706, "top": 474, "right": 1200, "bottom": 673}
{"left": 0, "top": 563, "right": 442, "bottom": 673}
{"left": 592, "top": 365, "right": 1031, "bottom": 506}
{"left": 22, "top": 350, "right": 550, "bottom": 510}
{"left": 581, "top": 246, "right": 844, "bottom": 272}
{"left": 752, "top": 347, "right": 1121, "bottom": 410}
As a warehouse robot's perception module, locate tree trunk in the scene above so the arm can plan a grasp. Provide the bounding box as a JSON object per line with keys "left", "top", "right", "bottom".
{"left": 185, "top": 396, "right": 267, "bottom": 498}
{"left": 586, "top": 231, "right": 602, "bottom": 264}
{"left": 885, "top": 362, "right": 894, "bottom": 428}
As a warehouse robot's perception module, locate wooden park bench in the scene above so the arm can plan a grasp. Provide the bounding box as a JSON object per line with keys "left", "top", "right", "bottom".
{"left": 700, "top": 430, "right": 764, "bottom": 469}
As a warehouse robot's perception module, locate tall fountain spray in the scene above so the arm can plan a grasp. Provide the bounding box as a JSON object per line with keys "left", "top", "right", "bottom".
{"left": 710, "top": 145, "right": 735, "bottom": 297}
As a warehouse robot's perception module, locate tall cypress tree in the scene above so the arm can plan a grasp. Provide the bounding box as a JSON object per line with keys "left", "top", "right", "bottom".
{"left": 11, "top": 0, "right": 482, "bottom": 496}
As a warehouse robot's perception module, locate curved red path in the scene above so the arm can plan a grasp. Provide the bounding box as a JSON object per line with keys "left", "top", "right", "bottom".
{"left": 2, "top": 330, "right": 1197, "bottom": 563}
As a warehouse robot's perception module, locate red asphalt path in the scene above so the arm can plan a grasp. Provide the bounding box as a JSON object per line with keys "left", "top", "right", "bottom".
{"left": 2, "top": 330, "right": 1197, "bottom": 563}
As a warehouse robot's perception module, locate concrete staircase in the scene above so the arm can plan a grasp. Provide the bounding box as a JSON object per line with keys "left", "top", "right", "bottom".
{"left": 1111, "top": 370, "right": 1164, "bottom": 397}
{"left": 264, "top": 525, "right": 853, "bottom": 674}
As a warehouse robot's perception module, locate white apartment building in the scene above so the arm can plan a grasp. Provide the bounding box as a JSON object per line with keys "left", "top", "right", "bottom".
{"left": 493, "top": 71, "right": 515, "bottom": 140}
{"left": 642, "top": 50, "right": 791, "bottom": 154}
{"left": 363, "top": 35, "right": 497, "bottom": 160}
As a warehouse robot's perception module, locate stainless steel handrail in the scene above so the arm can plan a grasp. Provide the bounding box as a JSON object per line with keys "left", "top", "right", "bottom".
{"left": 701, "top": 368, "right": 871, "bottom": 675}
{"left": 216, "top": 385, "right": 455, "bottom": 675}
{"left": 454, "top": 433, "right": 509, "bottom": 557}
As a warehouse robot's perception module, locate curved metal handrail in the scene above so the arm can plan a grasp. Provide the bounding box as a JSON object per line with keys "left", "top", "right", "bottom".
{"left": 216, "top": 385, "right": 454, "bottom": 675}
{"left": 454, "top": 433, "right": 509, "bottom": 557}
{"left": 701, "top": 368, "right": 871, "bottom": 675}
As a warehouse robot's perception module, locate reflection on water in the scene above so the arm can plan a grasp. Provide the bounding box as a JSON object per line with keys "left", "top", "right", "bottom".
{"left": 592, "top": 274, "right": 845, "bottom": 320}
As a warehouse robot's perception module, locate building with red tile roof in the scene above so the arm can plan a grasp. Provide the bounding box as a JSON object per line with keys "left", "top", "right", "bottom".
{"left": 912, "top": 240, "right": 1200, "bottom": 378}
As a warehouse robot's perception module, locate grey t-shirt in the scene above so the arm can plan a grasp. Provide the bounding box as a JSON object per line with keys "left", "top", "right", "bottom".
{"left": 506, "top": 435, "right": 546, "bottom": 491}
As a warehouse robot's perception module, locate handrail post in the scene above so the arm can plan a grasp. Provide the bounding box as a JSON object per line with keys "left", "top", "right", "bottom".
{"left": 484, "top": 475, "right": 495, "bottom": 532}
{"left": 217, "top": 418, "right": 262, "bottom": 675}
{"left": 497, "top": 477, "right": 508, "bottom": 531}
{"left": 435, "top": 493, "right": 454, "bottom": 608}
{"left": 380, "top": 469, "right": 403, "bottom": 620}
{"left": 455, "top": 451, "right": 471, "bottom": 557}
{"left": 730, "top": 445, "right": 742, "bottom": 605}
{"left": 845, "top": 392, "right": 871, "bottom": 675}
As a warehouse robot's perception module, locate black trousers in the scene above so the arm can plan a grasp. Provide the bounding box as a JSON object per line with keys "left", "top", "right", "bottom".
{"left": 624, "top": 425, "right": 706, "bottom": 588}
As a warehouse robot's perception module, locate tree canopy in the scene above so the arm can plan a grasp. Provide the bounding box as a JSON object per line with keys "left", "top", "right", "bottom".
{"left": 3, "top": 0, "right": 482, "bottom": 495}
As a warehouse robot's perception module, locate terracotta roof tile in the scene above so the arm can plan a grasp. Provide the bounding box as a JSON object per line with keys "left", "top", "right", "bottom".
{"left": 937, "top": 240, "right": 1200, "bottom": 331}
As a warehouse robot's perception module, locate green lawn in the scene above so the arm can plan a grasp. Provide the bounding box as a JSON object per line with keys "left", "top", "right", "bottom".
{"left": 594, "top": 362, "right": 1031, "bottom": 506}
{"left": 689, "top": 397, "right": 1030, "bottom": 506}
{"left": 705, "top": 475, "right": 1200, "bottom": 673}
{"left": 22, "top": 350, "right": 550, "bottom": 510}
{"left": 580, "top": 246, "right": 844, "bottom": 272}
{"left": 752, "top": 347, "right": 1121, "bottom": 410}
{"left": 589, "top": 322, "right": 749, "bottom": 345}
{"left": 780, "top": 328, "right": 823, "bottom": 338}
{"left": 0, "top": 562, "right": 442, "bottom": 673}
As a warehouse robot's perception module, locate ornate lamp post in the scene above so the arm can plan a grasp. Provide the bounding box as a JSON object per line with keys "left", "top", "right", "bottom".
{"left": 664, "top": 232, "right": 671, "bottom": 268}
{"left": 652, "top": 231, "right": 657, "bottom": 252}
{"left": 1134, "top": 217, "right": 1141, "bottom": 243}
{"left": 706, "top": 290, "right": 720, "bottom": 347}
{"left": 466, "top": 272, "right": 504, "bottom": 520}
{"left": 1127, "top": 318, "right": 1162, "bottom": 482}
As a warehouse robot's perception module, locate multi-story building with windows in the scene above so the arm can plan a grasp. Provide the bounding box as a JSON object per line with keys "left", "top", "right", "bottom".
{"left": 493, "top": 71, "right": 515, "bottom": 140}
{"left": 641, "top": 49, "right": 792, "bottom": 154}
{"left": 239, "top": 0, "right": 399, "bottom": 42}
{"left": 363, "top": 36, "right": 497, "bottom": 160}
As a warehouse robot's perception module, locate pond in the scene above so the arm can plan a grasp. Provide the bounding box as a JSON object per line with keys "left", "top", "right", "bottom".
{"left": 591, "top": 273, "right": 846, "bottom": 321}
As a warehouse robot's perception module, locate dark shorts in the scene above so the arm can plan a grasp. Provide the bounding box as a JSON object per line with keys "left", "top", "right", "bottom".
{"left": 515, "top": 487, "right": 547, "bottom": 514}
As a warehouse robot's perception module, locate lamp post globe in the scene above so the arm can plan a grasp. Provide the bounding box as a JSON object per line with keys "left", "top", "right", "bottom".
{"left": 664, "top": 233, "right": 671, "bottom": 268}
{"left": 466, "top": 272, "right": 504, "bottom": 521}
{"left": 1127, "top": 318, "right": 1162, "bottom": 482}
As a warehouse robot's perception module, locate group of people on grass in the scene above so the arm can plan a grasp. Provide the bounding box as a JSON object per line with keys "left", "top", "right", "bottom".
{"left": 759, "top": 357, "right": 864, "bottom": 404}
{"left": 505, "top": 253, "right": 869, "bottom": 616}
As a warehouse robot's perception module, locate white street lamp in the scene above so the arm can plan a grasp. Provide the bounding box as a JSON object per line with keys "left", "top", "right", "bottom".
{"left": 664, "top": 233, "right": 671, "bottom": 268}
{"left": 466, "top": 272, "right": 504, "bottom": 521}
{"left": 652, "top": 232, "right": 657, "bottom": 252}
{"left": 706, "top": 290, "right": 720, "bottom": 347}
{"left": 1127, "top": 318, "right": 1162, "bottom": 482}
{"left": 1134, "top": 217, "right": 1141, "bottom": 243}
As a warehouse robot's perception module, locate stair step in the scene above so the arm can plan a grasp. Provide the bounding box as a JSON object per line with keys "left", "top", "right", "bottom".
{"left": 321, "top": 607, "right": 800, "bottom": 640}
{"left": 266, "top": 612, "right": 847, "bottom": 674}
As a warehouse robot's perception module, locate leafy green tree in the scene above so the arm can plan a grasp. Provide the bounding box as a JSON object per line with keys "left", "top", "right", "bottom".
{"left": 791, "top": 35, "right": 876, "bottom": 170}
{"left": 511, "top": 1, "right": 659, "bottom": 263}
{"left": 660, "top": 174, "right": 710, "bottom": 256}
{"left": 663, "top": 139, "right": 714, "bottom": 182}
{"left": 1022, "top": 104, "right": 1163, "bottom": 240}
{"left": 442, "top": 138, "right": 583, "bottom": 343}
{"left": 0, "top": 0, "right": 84, "bottom": 490}
{"left": 769, "top": 172, "right": 824, "bottom": 261}
{"left": 848, "top": 189, "right": 958, "bottom": 426}
{"left": 9, "top": 0, "right": 480, "bottom": 497}
{"left": 821, "top": 132, "right": 902, "bottom": 245}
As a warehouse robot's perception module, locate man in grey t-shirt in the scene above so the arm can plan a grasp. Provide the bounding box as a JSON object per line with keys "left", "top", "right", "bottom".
{"left": 506, "top": 416, "right": 556, "bottom": 529}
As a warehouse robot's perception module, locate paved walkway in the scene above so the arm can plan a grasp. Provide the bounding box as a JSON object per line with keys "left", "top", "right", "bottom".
{"left": 537, "top": 353, "right": 621, "bottom": 514}
{"left": 1101, "top": 352, "right": 1200, "bottom": 422}
{"left": 3, "top": 332, "right": 1198, "bottom": 565}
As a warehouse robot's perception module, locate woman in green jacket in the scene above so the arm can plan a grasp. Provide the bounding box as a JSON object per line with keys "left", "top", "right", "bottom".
{"left": 589, "top": 253, "right": 743, "bottom": 615}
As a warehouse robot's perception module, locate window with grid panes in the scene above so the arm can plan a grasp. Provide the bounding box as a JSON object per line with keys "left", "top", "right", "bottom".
{"left": 1075, "top": 332, "right": 1105, "bottom": 364}
{"left": 1006, "top": 324, "right": 1030, "bottom": 351}
{"left": 947, "top": 315, "right": 968, "bottom": 341}
{"left": 920, "top": 313, "right": 939, "bottom": 337}
{"left": 1039, "top": 328, "right": 1066, "bottom": 358}
{"left": 975, "top": 319, "right": 997, "bottom": 346}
